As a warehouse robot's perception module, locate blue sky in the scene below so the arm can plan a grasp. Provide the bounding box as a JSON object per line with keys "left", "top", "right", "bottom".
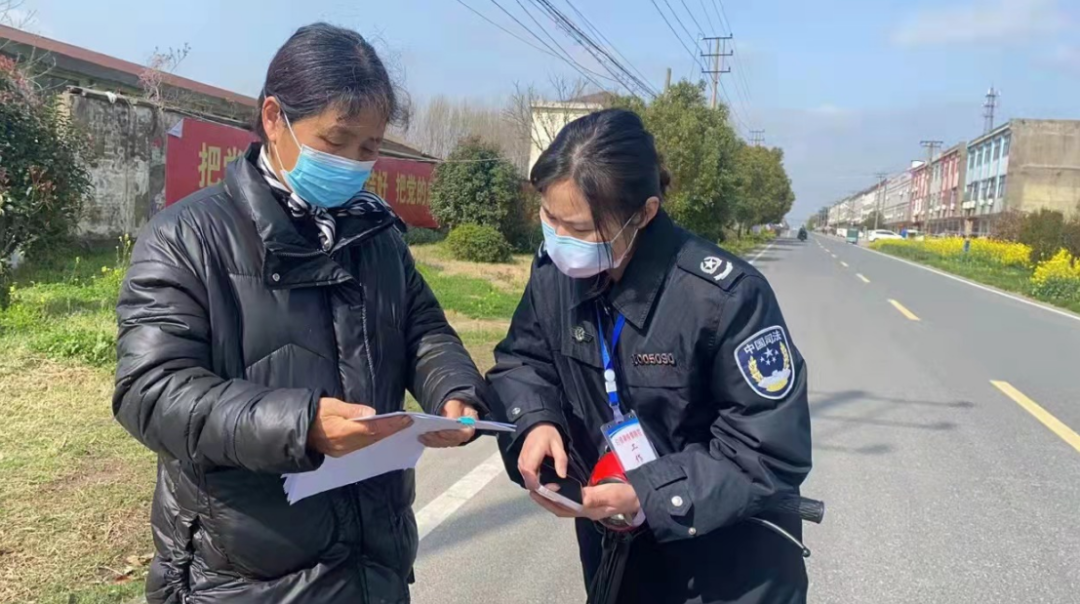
{"left": 10, "top": 0, "right": 1080, "bottom": 223}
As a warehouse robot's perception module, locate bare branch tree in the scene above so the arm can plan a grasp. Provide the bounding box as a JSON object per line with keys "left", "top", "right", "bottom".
{"left": 139, "top": 44, "right": 191, "bottom": 107}
{"left": 393, "top": 95, "right": 531, "bottom": 173}
{"left": 504, "top": 76, "right": 600, "bottom": 173}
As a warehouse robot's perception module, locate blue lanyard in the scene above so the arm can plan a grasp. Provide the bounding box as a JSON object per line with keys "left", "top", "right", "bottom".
{"left": 596, "top": 306, "right": 627, "bottom": 422}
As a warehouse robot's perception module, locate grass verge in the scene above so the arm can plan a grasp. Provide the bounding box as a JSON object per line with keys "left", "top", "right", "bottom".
{"left": 873, "top": 244, "right": 1080, "bottom": 315}
{"left": 0, "top": 244, "right": 520, "bottom": 603}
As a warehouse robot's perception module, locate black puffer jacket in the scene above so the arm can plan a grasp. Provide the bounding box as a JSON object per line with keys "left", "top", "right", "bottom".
{"left": 113, "top": 146, "right": 487, "bottom": 604}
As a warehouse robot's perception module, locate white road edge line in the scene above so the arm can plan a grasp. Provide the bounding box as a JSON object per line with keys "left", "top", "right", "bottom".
{"left": 748, "top": 241, "right": 776, "bottom": 265}
{"left": 415, "top": 451, "right": 505, "bottom": 541}
{"left": 850, "top": 244, "right": 1080, "bottom": 324}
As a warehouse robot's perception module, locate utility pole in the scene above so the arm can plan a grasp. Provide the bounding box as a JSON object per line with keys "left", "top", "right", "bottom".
{"left": 701, "top": 36, "right": 733, "bottom": 110}
{"left": 919, "top": 140, "right": 943, "bottom": 233}
{"left": 874, "top": 171, "right": 889, "bottom": 231}
{"left": 665, "top": 67, "right": 672, "bottom": 90}
{"left": 750, "top": 130, "right": 765, "bottom": 146}
{"left": 983, "top": 86, "right": 999, "bottom": 133}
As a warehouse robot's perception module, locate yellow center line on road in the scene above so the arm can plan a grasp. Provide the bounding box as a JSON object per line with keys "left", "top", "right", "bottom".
{"left": 857, "top": 273, "right": 870, "bottom": 283}
{"left": 991, "top": 381, "right": 1080, "bottom": 454}
{"left": 888, "top": 299, "right": 920, "bottom": 321}
{"left": 840, "top": 261, "right": 849, "bottom": 268}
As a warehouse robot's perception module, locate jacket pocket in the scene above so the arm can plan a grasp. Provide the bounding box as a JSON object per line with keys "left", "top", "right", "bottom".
{"left": 199, "top": 468, "right": 338, "bottom": 581}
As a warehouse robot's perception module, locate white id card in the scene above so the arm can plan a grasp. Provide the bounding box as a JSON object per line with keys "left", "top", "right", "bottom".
{"left": 602, "top": 412, "right": 658, "bottom": 472}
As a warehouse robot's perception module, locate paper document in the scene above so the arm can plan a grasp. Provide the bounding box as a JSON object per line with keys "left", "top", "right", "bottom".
{"left": 282, "top": 412, "right": 515, "bottom": 504}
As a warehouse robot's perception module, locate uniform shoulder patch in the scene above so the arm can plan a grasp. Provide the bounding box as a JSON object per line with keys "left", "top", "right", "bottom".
{"left": 676, "top": 239, "right": 747, "bottom": 291}
{"left": 735, "top": 325, "right": 795, "bottom": 400}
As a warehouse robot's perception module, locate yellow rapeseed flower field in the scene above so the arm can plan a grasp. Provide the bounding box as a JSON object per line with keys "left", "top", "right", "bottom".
{"left": 871, "top": 237, "right": 1032, "bottom": 269}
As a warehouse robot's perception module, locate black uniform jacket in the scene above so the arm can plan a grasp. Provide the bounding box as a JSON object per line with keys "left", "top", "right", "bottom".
{"left": 113, "top": 147, "right": 487, "bottom": 604}
{"left": 487, "top": 211, "right": 812, "bottom": 604}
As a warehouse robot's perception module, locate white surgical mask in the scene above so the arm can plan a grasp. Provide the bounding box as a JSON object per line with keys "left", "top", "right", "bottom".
{"left": 541, "top": 216, "right": 638, "bottom": 279}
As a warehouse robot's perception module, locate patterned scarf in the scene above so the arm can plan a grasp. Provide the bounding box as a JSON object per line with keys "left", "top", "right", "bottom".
{"left": 257, "top": 146, "right": 390, "bottom": 251}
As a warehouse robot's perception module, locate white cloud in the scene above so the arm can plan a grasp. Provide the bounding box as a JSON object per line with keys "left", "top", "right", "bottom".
{"left": 892, "top": 0, "right": 1068, "bottom": 47}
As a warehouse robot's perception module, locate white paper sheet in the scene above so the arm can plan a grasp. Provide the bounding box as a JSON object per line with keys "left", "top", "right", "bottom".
{"left": 282, "top": 412, "right": 515, "bottom": 504}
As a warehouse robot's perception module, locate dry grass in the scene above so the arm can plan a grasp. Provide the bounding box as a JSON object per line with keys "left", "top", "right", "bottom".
{"left": 410, "top": 244, "right": 532, "bottom": 295}
{"left": 0, "top": 349, "right": 156, "bottom": 604}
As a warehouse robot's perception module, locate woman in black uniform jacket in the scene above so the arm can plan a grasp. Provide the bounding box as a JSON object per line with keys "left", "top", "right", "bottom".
{"left": 487, "top": 109, "right": 813, "bottom": 604}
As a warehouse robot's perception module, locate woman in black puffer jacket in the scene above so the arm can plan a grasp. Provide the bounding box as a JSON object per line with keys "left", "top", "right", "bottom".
{"left": 113, "top": 23, "right": 487, "bottom": 604}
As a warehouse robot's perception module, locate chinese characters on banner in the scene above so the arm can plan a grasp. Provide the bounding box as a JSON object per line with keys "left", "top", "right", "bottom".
{"left": 364, "top": 157, "right": 438, "bottom": 229}
{"left": 165, "top": 118, "right": 439, "bottom": 228}
{"left": 165, "top": 118, "right": 258, "bottom": 206}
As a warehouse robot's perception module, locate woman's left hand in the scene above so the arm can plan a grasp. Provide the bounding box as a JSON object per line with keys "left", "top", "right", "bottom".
{"left": 419, "top": 399, "right": 478, "bottom": 448}
{"left": 580, "top": 483, "right": 641, "bottom": 522}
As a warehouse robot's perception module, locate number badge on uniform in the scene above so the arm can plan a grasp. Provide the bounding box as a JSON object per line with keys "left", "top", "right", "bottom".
{"left": 735, "top": 326, "right": 795, "bottom": 400}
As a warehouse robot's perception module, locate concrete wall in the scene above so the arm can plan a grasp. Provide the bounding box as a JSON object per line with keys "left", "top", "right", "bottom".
{"left": 1011, "top": 119, "right": 1080, "bottom": 218}
{"left": 64, "top": 91, "right": 182, "bottom": 237}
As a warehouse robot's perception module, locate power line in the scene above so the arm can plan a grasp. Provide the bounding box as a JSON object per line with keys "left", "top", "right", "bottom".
{"left": 713, "top": 0, "right": 733, "bottom": 33}
{"left": 650, "top": 0, "right": 706, "bottom": 72}
{"left": 483, "top": 0, "right": 611, "bottom": 90}
{"left": 455, "top": 0, "right": 615, "bottom": 85}
{"left": 515, "top": 0, "right": 588, "bottom": 76}
{"left": 679, "top": 0, "right": 707, "bottom": 36}
{"left": 560, "top": 0, "right": 657, "bottom": 95}
{"left": 698, "top": 0, "right": 718, "bottom": 33}
{"left": 662, "top": 0, "right": 700, "bottom": 48}
{"left": 529, "top": 0, "right": 658, "bottom": 97}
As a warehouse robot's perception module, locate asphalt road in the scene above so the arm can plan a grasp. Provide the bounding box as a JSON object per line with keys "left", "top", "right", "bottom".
{"left": 405, "top": 235, "right": 1080, "bottom": 604}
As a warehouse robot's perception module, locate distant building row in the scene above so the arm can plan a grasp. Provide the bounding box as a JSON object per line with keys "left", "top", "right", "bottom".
{"left": 822, "top": 119, "right": 1080, "bottom": 236}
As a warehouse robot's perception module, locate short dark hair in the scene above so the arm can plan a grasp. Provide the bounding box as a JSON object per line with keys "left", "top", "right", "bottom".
{"left": 255, "top": 23, "right": 406, "bottom": 140}
{"left": 530, "top": 108, "right": 669, "bottom": 240}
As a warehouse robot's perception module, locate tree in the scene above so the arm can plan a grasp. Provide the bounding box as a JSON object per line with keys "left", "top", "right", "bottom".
{"left": 733, "top": 144, "right": 796, "bottom": 235}
{"left": 0, "top": 56, "right": 92, "bottom": 308}
{"left": 429, "top": 137, "right": 521, "bottom": 236}
{"left": 503, "top": 76, "right": 594, "bottom": 166}
{"left": 392, "top": 96, "right": 529, "bottom": 172}
{"left": 633, "top": 81, "right": 742, "bottom": 242}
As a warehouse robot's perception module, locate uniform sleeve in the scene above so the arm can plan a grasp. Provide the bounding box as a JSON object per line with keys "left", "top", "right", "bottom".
{"left": 113, "top": 224, "right": 323, "bottom": 474}
{"left": 626, "top": 275, "right": 812, "bottom": 543}
{"left": 486, "top": 272, "right": 567, "bottom": 486}
{"left": 400, "top": 244, "right": 489, "bottom": 417}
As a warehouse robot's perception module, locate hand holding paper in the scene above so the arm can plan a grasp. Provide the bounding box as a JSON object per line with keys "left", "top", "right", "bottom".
{"left": 307, "top": 398, "right": 414, "bottom": 457}
{"left": 284, "top": 411, "right": 515, "bottom": 504}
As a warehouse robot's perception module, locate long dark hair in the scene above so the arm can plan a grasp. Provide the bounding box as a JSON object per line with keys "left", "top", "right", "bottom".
{"left": 530, "top": 108, "right": 669, "bottom": 241}
{"left": 255, "top": 23, "right": 407, "bottom": 140}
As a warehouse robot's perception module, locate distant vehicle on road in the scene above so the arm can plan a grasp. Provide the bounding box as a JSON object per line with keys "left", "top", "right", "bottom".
{"left": 867, "top": 229, "right": 902, "bottom": 243}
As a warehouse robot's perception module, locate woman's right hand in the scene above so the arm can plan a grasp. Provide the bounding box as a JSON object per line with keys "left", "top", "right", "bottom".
{"left": 308, "top": 397, "right": 413, "bottom": 457}
{"left": 518, "top": 422, "right": 567, "bottom": 490}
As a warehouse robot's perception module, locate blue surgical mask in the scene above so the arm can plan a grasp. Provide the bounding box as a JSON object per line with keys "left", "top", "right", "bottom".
{"left": 541, "top": 216, "right": 638, "bottom": 279}
{"left": 274, "top": 113, "right": 376, "bottom": 208}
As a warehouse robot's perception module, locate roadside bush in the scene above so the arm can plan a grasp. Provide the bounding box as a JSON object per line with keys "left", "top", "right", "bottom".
{"left": 1019, "top": 209, "right": 1066, "bottom": 264}
{"left": 1030, "top": 249, "right": 1080, "bottom": 301}
{"left": 404, "top": 227, "right": 446, "bottom": 246}
{"left": 447, "top": 224, "right": 512, "bottom": 264}
{"left": 0, "top": 56, "right": 93, "bottom": 309}
{"left": 429, "top": 138, "right": 521, "bottom": 237}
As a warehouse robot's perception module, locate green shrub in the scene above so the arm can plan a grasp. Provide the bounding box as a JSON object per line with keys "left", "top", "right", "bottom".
{"left": 30, "top": 326, "right": 116, "bottom": 367}
{"left": 447, "top": 224, "right": 512, "bottom": 264}
{"left": 429, "top": 138, "right": 521, "bottom": 236}
{"left": 404, "top": 227, "right": 446, "bottom": 246}
{"left": 1019, "top": 209, "right": 1066, "bottom": 264}
{"left": 0, "top": 57, "right": 93, "bottom": 309}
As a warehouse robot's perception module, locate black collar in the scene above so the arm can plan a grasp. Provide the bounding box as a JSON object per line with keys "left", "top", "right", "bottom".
{"left": 224, "top": 144, "right": 396, "bottom": 289}
{"left": 569, "top": 210, "right": 686, "bottom": 329}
